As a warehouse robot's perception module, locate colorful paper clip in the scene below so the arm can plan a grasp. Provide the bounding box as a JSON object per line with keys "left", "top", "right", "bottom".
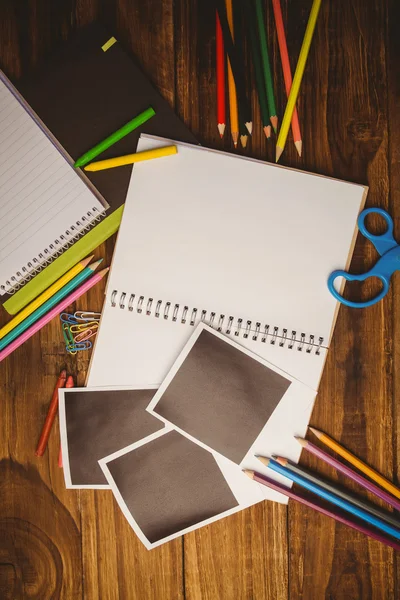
{"left": 74, "top": 327, "right": 98, "bottom": 343}
{"left": 60, "top": 312, "right": 79, "bottom": 324}
{"left": 69, "top": 321, "right": 99, "bottom": 334}
{"left": 74, "top": 311, "right": 101, "bottom": 322}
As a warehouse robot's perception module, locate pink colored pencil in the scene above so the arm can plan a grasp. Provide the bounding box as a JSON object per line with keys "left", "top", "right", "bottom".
{"left": 297, "top": 437, "right": 400, "bottom": 512}
{"left": 0, "top": 268, "right": 109, "bottom": 363}
{"left": 272, "top": 0, "right": 302, "bottom": 156}
{"left": 245, "top": 470, "right": 400, "bottom": 551}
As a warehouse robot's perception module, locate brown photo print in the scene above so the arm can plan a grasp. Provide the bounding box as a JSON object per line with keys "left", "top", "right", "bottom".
{"left": 60, "top": 388, "right": 164, "bottom": 487}
{"left": 102, "top": 429, "right": 239, "bottom": 545}
{"left": 149, "top": 327, "right": 291, "bottom": 464}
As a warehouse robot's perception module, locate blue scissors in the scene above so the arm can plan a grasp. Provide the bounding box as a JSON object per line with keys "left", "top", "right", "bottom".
{"left": 328, "top": 208, "right": 400, "bottom": 308}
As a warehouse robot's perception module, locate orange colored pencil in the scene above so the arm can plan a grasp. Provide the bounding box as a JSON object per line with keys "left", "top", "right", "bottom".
{"left": 58, "top": 374, "right": 74, "bottom": 467}
{"left": 216, "top": 11, "right": 226, "bottom": 138}
{"left": 225, "top": 0, "right": 239, "bottom": 147}
{"left": 272, "top": 0, "right": 302, "bottom": 156}
{"left": 309, "top": 427, "right": 400, "bottom": 500}
{"left": 35, "top": 369, "right": 67, "bottom": 456}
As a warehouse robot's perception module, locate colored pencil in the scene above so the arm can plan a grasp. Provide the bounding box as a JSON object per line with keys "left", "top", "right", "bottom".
{"left": 59, "top": 375, "right": 74, "bottom": 468}
{"left": 0, "top": 268, "right": 109, "bottom": 363}
{"left": 225, "top": 0, "right": 240, "bottom": 147}
{"left": 272, "top": 0, "right": 302, "bottom": 155}
{"left": 232, "top": 0, "right": 248, "bottom": 148}
{"left": 308, "top": 428, "right": 400, "bottom": 501}
{"left": 35, "top": 369, "right": 67, "bottom": 456}
{"left": 276, "top": 0, "right": 321, "bottom": 162}
{"left": 84, "top": 145, "right": 177, "bottom": 172}
{"left": 216, "top": 11, "right": 226, "bottom": 138}
{"left": 74, "top": 107, "right": 156, "bottom": 168}
{"left": 274, "top": 456, "right": 400, "bottom": 529}
{"left": 0, "top": 260, "right": 103, "bottom": 350}
{"left": 297, "top": 437, "right": 400, "bottom": 512}
{"left": 0, "top": 256, "right": 94, "bottom": 340}
{"left": 254, "top": 0, "right": 277, "bottom": 132}
{"left": 244, "top": 470, "right": 400, "bottom": 551}
{"left": 245, "top": 1, "right": 271, "bottom": 139}
{"left": 257, "top": 457, "right": 400, "bottom": 541}
{"left": 215, "top": 0, "right": 252, "bottom": 133}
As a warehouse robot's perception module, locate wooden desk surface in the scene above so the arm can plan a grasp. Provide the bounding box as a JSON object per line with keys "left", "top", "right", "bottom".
{"left": 0, "top": 1, "right": 399, "bottom": 598}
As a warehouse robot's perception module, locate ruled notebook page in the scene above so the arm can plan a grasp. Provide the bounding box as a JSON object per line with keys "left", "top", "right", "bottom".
{"left": 0, "top": 74, "right": 107, "bottom": 295}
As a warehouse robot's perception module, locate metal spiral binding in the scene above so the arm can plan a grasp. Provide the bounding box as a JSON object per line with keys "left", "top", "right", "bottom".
{"left": 109, "top": 291, "right": 324, "bottom": 355}
{"left": 0, "top": 207, "right": 106, "bottom": 295}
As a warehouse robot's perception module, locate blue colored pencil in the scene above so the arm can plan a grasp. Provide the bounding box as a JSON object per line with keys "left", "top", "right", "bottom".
{"left": 0, "top": 259, "right": 102, "bottom": 350}
{"left": 258, "top": 457, "right": 400, "bottom": 541}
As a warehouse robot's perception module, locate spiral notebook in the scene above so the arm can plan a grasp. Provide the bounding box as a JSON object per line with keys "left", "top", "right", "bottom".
{"left": 0, "top": 71, "right": 107, "bottom": 296}
{"left": 88, "top": 134, "right": 367, "bottom": 395}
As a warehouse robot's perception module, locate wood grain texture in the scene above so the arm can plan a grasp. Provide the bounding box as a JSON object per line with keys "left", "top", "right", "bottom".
{"left": 0, "top": 0, "right": 398, "bottom": 598}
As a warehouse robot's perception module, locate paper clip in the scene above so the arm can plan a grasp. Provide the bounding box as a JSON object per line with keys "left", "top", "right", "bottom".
{"left": 74, "top": 327, "right": 98, "bottom": 343}
{"left": 69, "top": 321, "right": 98, "bottom": 334}
{"left": 74, "top": 311, "right": 101, "bottom": 322}
{"left": 66, "top": 340, "right": 93, "bottom": 353}
{"left": 60, "top": 312, "right": 79, "bottom": 324}
{"left": 62, "top": 323, "right": 77, "bottom": 355}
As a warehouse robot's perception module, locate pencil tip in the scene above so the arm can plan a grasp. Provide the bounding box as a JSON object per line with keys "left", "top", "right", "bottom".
{"left": 243, "top": 469, "right": 254, "bottom": 479}
{"left": 240, "top": 135, "right": 248, "bottom": 148}
{"left": 98, "top": 267, "right": 110, "bottom": 278}
{"left": 270, "top": 116, "right": 278, "bottom": 132}
{"left": 81, "top": 255, "right": 95, "bottom": 267}
{"left": 275, "top": 146, "right": 283, "bottom": 163}
{"left": 263, "top": 126, "right": 271, "bottom": 140}
{"left": 295, "top": 436, "right": 307, "bottom": 447}
{"left": 274, "top": 456, "right": 287, "bottom": 466}
{"left": 256, "top": 455, "right": 269, "bottom": 466}
{"left": 89, "top": 258, "right": 103, "bottom": 271}
{"left": 218, "top": 123, "right": 226, "bottom": 138}
{"left": 309, "top": 427, "right": 322, "bottom": 438}
{"left": 245, "top": 121, "right": 253, "bottom": 135}
{"left": 295, "top": 140, "right": 302, "bottom": 157}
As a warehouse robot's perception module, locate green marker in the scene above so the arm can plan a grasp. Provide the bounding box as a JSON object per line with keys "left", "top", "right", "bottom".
{"left": 74, "top": 106, "right": 156, "bottom": 168}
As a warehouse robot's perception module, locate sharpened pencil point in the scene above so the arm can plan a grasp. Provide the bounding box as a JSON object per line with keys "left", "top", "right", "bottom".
{"left": 309, "top": 427, "right": 322, "bottom": 439}
{"left": 263, "top": 125, "right": 272, "bottom": 140}
{"left": 97, "top": 267, "right": 110, "bottom": 278}
{"left": 240, "top": 135, "right": 248, "bottom": 148}
{"left": 275, "top": 146, "right": 283, "bottom": 163}
{"left": 243, "top": 469, "right": 255, "bottom": 479}
{"left": 256, "top": 455, "right": 269, "bottom": 466}
{"left": 270, "top": 116, "right": 278, "bottom": 133}
{"left": 218, "top": 123, "right": 226, "bottom": 138}
{"left": 295, "top": 436, "right": 308, "bottom": 447}
{"left": 295, "top": 140, "right": 302, "bottom": 157}
{"left": 245, "top": 121, "right": 253, "bottom": 135}
{"left": 80, "top": 255, "right": 95, "bottom": 268}
{"left": 275, "top": 456, "right": 287, "bottom": 466}
{"left": 88, "top": 258, "right": 103, "bottom": 271}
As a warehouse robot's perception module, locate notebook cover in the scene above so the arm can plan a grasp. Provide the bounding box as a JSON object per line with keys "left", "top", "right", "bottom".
{"left": 15, "top": 22, "right": 198, "bottom": 213}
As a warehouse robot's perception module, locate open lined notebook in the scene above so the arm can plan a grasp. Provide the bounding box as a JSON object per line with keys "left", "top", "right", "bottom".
{"left": 88, "top": 134, "right": 367, "bottom": 393}
{"left": 0, "top": 72, "right": 107, "bottom": 297}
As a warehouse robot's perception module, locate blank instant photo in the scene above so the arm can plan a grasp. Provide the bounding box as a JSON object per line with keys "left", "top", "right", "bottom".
{"left": 99, "top": 427, "right": 265, "bottom": 549}
{"left": 147, "top": 324, "right": 316, "bottom": 469}
{"left": 59, "top": 386, "right": 164, "bottom": 488}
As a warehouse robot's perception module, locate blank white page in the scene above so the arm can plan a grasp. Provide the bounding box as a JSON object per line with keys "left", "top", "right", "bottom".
{"left": 88, "top": 135, "right": 366, "bottom": 390}
{"left": 0, "top": 74, "right": 107, "bottom": 294}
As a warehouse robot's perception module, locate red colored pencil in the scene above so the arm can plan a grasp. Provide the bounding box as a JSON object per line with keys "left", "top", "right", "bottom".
{"left": 58, "top": 374, "right": 74, "bottom": 467}
{"left": 216, "top": 11, "right": 226, "bottom": 138}
{"left": 35, "top": 369, "right": 67, "bottom": 456}
{"left": 272, "top": 0, "right": 302, "bottom": 156}
{"left": 244, "top": 470, "right": 400, "bottom": 551}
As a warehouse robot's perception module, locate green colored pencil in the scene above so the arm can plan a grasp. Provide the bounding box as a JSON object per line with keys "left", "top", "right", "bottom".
{"left": 246, "top": 1, "right": 271, "bottom": 139}
{"left": 254, "top": 0, "right": 278, "bottom": 132}
{"left": 0, "top": 260, "right": 102, "bottom": 350}
{"left": 74, "top": 107, "right": 156, "bottom": 168}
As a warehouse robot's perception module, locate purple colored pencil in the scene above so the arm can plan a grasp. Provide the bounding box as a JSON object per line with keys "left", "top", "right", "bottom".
{"left": 245, "top": 470, "right": 400, "bottom": 551}
{"left": 297, "top": 438, "right": 400, "bottom": 512}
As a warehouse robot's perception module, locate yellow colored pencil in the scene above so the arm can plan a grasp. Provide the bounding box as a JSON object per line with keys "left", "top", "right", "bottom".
{"left": 225, "top": 0, "right": 239, "bottom": 148}
{"left": 84, "top": 145, "right": 177, "bottom": 172}
{"left": 276, "top": 0, "right": 322, "bottom": 162}
{"left": 0, "top": 255, "right": 94, "bottom": 340}
{"left": 309, "top": 427, "right": 400, "bottom": 500}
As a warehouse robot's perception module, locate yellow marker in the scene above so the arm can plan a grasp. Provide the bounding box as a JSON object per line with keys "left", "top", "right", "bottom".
{"left": 276, "top": 0, "right": 322, "bottom": 162}
{"left": 309, "top": 427, "right": 400, "bottom": 500}
{"left": 84, "top": 145, "right": 177, "bottom": 172}
{"left": 0, "top": 255, "right": 94, "bottom": 339}
{"left": 102, "top": 37, "right": 117, "bottom": 52}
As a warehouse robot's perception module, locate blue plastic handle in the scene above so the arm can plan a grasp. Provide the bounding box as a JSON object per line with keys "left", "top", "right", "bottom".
{"left": 327, "top": 269, "right": 390, "bottom": 308}
{"left": 357, "top": 208, "right": 397, "bottom": 256}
